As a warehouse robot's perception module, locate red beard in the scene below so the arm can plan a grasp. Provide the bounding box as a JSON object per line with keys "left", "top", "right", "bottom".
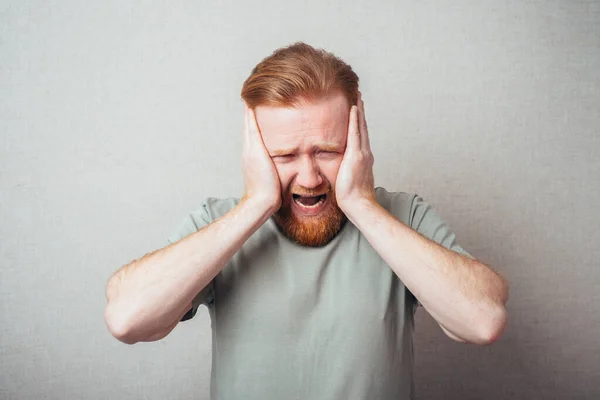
{"left": 273, "top": 181, "right": 346, "bottom": 247}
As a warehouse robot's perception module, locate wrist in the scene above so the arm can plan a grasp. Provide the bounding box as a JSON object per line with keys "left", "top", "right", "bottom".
{"left": 341, "top": 197, "right": 381, "bottom": 227}
{"left": 240, "top": 194, "right": 279, "bottom": 224}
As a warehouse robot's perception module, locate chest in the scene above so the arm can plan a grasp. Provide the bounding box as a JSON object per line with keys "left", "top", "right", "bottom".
{"left": 212, "top": 232, "right": 411, "bottom": 343}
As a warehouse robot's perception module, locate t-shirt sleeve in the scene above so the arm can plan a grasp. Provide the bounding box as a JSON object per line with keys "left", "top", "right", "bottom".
{"left": 409, "top": 195, "right": 474, "bottom": 259}
{"left": 407, "top": 194, "right": 475, "bottom": 308}
{"left": 167, "top": 202, "right": 216, "bottom": 320}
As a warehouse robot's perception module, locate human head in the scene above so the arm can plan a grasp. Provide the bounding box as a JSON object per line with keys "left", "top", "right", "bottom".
{"left": 241, "top": 42, "right": 360, "bottom": 247}
{"left": 241, "top": 42, "right": 359, "bottom": 109}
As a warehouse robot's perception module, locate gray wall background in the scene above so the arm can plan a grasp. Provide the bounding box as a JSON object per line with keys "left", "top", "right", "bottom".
{"left": 1, "top": 1, "right": 599, "bottom": 399}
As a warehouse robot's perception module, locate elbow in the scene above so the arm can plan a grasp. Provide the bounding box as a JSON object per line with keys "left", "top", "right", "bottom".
{"left": 477, "top": 273, "right": 510, "bottom": 345}
{"left": 104, "top": 302, "right": 139, "bottom": 345}
{"left": 104, "top": 272, "right": 144, "bottom": 344}
{"left": 475, "top": 305, "right": 508, "bottom": 346}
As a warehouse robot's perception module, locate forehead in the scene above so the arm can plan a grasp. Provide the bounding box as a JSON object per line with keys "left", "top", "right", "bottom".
{"left": 254, "top": 93, "right": 350, "bottom": 151}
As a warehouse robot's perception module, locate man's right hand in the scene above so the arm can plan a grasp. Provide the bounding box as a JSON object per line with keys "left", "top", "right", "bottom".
{"left": 241, "top": 104, "right": 281, "bottom": 214}
{"left": 105, "top": 105, "right": 283, "bottom": 345}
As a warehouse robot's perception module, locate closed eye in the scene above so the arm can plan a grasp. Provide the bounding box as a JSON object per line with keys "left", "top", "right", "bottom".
{"left": 316, "top": 150, "right": 339, "bottom": 157}
{"left": 272, "top": 154, "right": 295, "bottom": 162}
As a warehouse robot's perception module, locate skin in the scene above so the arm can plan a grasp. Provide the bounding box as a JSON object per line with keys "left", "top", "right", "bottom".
{"left": 249, "top": 91, "right": 508, "bottom": 344}
{"left": 104, "top": 90, "right": 508, "bottom": 345}
{"left": 251, "top": 90, "right": 374, "bottom": 220}
{"left": 253, "top": 93, "right": 349, "bottom": 246}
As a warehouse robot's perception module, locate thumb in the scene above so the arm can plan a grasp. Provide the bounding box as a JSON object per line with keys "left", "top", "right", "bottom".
{"left": 346, "top": 105, "right": 360, "bottom": 152}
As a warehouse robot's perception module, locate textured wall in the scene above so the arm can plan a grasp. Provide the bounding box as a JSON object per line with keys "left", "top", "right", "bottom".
{"left": 1, "top": 1, "right": 599, "bottom": 399}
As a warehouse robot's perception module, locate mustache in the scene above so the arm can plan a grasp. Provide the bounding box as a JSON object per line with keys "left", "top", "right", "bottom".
{"left": 286, "top": 184, "right": 331, "bottom": 197}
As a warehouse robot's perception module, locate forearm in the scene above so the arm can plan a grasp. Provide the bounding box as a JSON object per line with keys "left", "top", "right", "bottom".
{"left": 346, "top": 200, "right": 508, "bottom": 345}
{"left": 104, "top": 197, "right": 274, "bottom": 344}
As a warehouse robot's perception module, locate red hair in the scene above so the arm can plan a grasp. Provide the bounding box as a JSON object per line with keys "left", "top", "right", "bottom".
{"left": 241, "top": 42, "right": 359, "bottom": 108}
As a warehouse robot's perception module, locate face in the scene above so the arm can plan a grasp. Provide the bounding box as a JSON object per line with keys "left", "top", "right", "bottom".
{"left": 255, "top": 92, "right": 350, "bottom": 247}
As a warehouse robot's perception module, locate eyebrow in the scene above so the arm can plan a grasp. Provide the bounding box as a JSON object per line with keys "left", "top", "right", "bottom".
{"left": 271, "top": 148, "right": 297, "bottom": 156}
{"left": 271, "top": 143, "right": 342, "bottom": 156}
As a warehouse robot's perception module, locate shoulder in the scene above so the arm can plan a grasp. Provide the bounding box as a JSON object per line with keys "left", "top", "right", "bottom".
{"left": 167, "top": 196, "right": 240, "bottom": 244}
{"left": 378, "top": 189, "right": 475, "bottom": 259}
{"left": 196, "top": 197, "right": 241, "bottom": 222}
{"left": 375, "top": 188, "right": 450, "bottom": 230}
{"left": 374, "top": 187, "right": 418, "bottom": 225}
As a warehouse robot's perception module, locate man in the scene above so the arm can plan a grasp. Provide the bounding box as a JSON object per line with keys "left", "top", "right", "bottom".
{"left": 104, "top": 42, "right": 508, "bottom": 399}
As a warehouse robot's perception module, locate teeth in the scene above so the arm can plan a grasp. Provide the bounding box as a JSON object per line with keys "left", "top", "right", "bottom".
{"left": 294, "top": 196, "right": 325, "bottom": 209}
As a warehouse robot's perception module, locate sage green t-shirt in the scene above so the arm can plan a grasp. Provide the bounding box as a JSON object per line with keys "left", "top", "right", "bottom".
{"left": 167, "top": 187, "right": 472, "bottom": 400}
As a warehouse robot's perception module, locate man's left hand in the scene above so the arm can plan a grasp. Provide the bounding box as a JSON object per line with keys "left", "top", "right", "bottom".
{"left": 335, "top": 92, "right": 377, "bottom": 217}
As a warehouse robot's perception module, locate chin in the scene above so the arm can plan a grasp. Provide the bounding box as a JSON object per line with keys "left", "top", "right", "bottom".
{"left": 273, "top": 193, "right": 346, "bottom": 247}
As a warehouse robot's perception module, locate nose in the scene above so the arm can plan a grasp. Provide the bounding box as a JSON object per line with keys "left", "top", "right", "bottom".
{"left": 295, "top": 156, "right": 323, "bottom": 189}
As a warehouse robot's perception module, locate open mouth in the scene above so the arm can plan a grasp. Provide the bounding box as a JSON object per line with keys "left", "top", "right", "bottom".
{"left": 292, "top": 193, "right": 327, "bottom": 209}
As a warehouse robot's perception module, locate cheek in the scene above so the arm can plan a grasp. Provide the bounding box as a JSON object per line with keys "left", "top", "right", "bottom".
{"left": 319, "top": 159, "right": 343, "bottom": 187}
{"left": 274, "top": 165, "right": 293, "bottom": 192}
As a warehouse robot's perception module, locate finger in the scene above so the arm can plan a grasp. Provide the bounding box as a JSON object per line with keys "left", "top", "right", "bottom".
{"left": 357, "top": 92, "right": 367, "bottom": 131}
{"left": 247, "top": 108, "right": 260, "bottom": 136}
{"left": 357, "top": 93, "right": 371, "bottom": 152}
{"left": 346, "top": 105, "right": 360, "bottom": 152}
{"left": 243, "top": 106, "right": 251, "bottom": 148}
{"left": 247, "top": 108, "right": 266, "bottom": 149}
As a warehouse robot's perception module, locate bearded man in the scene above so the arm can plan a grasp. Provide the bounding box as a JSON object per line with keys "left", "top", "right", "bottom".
{"left": 104, "top": 42, "right": 509, "bottom": 400}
